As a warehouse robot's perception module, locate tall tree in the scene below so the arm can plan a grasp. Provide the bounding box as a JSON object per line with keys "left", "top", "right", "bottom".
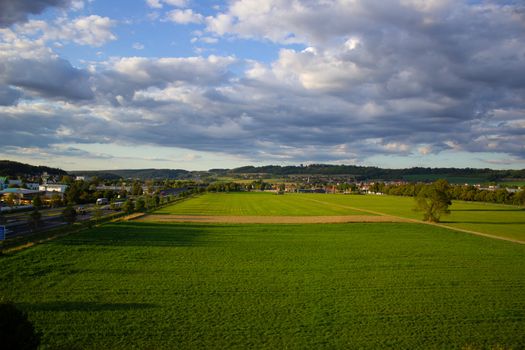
{"left": 32, "top": 194, "right": 43, "bottom": 210}
{"left": 132, "top": 181, "right": 143, "bottom": 196}
{"left": 515, "top": 190, "right": 525, "bottom": 206}
{"left": 135, "top": 198, "right": 146, "bottom": 212}
{"left": 122, "top": 200, "right": 134, "bottom": 214}
{"left": 62, "top": 205, "right": 77, "bottom": 225}
{"left": 414, "top": 179, "right": 452, "bottom": 223}
{"left": 28, "top": 210, "right": 42, "bottom": 231}
{"left": 93, "top": 207, "right": 103, "bottom": 223}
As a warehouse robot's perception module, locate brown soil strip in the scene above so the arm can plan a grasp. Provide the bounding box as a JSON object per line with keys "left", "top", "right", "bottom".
{"left": 135, "top": 197, "right": 524, "bottom": 245}
{"left": 137, "top": 215, "right": 408, "bottom": 224}
{"left": 114, "top": 212, "right": 146, "bottom": 222}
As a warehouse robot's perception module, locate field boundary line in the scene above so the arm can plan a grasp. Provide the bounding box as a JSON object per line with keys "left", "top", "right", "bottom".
{"left": 425, "top": 222, "right": 525, "bottom": 245}
{"left": 300, "top": 197, "right": 399, "bottom": 216}
{"left": 302, "top": 197, "right": 525, "bottom": 245}
{"left": 137, "top": 214, "right": 408, "bottom": 224}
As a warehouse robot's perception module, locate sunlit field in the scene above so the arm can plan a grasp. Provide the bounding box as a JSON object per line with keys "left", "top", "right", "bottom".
{"left": 155, "top": 192, "right": 369, "bottom": 216}
{"left": 155, "top": 192, "right": 525, "bottom": 241}
{"left": 302, "top": 194, "right": 525, "bottom": 241}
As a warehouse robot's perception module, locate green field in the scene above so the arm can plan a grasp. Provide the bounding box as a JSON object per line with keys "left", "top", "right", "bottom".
{"left": 1, "top": 221, "right": 524, "bottom": 349}
{"left": 155, "top": 192, "right": 525, "bottom": 241}
{"left": 155, "top": 192, "right": 369, "bottom": 216}
{"left": 500, "top": 181, "right": 525, "bottom": 187}
{"left": 303, "top": 194, "right": 525, "bottom": 241}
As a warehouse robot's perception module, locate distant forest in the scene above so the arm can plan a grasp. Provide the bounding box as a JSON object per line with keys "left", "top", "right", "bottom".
{"left": 1, "top": 160, "right": 524, "bottom": 182}
{"left": 68, "top": 169, "right": 192, "bottom": 180}
{"left": 0, "top": 160, "right": 67, "bottom": 177}
{"left": 215, "top": 164, "right": 525, "bottom": 181}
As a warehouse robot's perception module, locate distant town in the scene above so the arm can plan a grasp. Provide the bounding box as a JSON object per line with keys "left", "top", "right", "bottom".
{"left": 1, "top": 160, "right": 524, "bottom": 235}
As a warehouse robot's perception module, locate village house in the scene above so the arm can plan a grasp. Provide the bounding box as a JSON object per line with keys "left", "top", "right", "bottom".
{"left": 0, "top": 188, "right": 41, "bottom": 206}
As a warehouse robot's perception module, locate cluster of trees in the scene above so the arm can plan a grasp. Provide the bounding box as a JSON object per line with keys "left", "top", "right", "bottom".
{"left": 206, "top": 182, "right": 245, "bottom": 192}
{"left": 336, "top": 183, "right": 358, "bottom": 192}
{"left": 64, "top": 180, "right": 127, "bottom": 205}
{"left": 206, "top": 181, "right": 285, "bottom": 192}
{"left": 373, "top": 182, "right": 525, "bottom": 206}
{"left": 62, "top": 178, "right": 200, "bottom": 205}
{"left": 369, "top": 179, "right": 525, "bottom": 222}
{"left": 119, "top": 193, "right": 191, "bottom": 214}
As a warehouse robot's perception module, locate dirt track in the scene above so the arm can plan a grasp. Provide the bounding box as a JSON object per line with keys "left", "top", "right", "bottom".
{"left": 137, "top": 214, "right": 409, "bottom": 224}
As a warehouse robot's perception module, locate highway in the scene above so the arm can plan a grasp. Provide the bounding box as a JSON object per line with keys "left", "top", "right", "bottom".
{"left": 1, "top": 204, "right": 120, "bottom": 239}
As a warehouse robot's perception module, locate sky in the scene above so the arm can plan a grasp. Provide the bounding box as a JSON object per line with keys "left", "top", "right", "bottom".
{"left": 0, "top": 0, "right": 524, "bottom": 171}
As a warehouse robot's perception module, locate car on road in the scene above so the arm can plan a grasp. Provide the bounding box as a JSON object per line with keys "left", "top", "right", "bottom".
{"left": 96, "top": 198, "right": 109, "bottom": 206}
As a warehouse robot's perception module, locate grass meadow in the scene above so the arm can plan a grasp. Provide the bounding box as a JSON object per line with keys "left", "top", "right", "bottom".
{"left": 305, "top": 194, "right": 525, "bottom": 241}
{"left": 155, "top": 192, "right": 371, "bottom": 216}
{"left": 1, "top": 221, "right": 524, "bottom": 349}
{"left": 156, "top": 192, "right": 525, "bottom": 241}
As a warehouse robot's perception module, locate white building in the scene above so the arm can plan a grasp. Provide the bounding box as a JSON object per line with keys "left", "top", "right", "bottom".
{"left": 39, "top": 184, "right": 68, "bottom": 193}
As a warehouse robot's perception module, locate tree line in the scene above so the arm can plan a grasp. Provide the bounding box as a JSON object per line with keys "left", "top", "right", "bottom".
{"left": 223, "top": 164, "right": 525, "bottom": 181}
{"left": 369, "top": 182, "right": 525, "bottom": 206}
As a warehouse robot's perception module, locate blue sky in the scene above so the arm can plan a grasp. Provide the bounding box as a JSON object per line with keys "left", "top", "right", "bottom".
{"left": 0, "top": 0, "right": 524, "bottom": 170}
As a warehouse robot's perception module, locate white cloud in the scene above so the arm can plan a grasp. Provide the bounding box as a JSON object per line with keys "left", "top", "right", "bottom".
{"left": 70, "top": 0, "right": 85, "bottom": 11}
{"left": 145, "top": 0, "right": 188, "bottom": 9}
{"left": 146, "top": 0, "right": 162, "bottom": 9}
{"left": 191, "top": 36, "right": 218, "bottom": 44}
{"left": 55, "top": 15, "right": 117, "bottom": 46}
{"left": 133, "top": 42, "right": 145, "bottom": 50}
{"left": 14, "top": 15, "right": 117, "bottom": 47}
{"left": 164, "top": 0, "right": 188, "bottom": 7}
{"left": 167, "top": 9, "right": 203, "bottom": 24}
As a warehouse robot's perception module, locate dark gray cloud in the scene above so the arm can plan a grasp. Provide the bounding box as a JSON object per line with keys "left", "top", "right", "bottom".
{"left": 0, "top": 57, "right": 94, "bottom": 101}
{"left": 0, "top": 86, "right": 21, "bottom": 105}
{"left": 0, "top": 0, "right": 70, "bottom": 27}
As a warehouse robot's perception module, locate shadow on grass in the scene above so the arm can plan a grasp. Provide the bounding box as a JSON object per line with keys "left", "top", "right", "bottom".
{"left": 51, "top": 222, "right": 229, "bottom": 247}
{"left": 21, "top": 301, "right": 156, "bottom": 312}
{"left": 451, "top": 208, "right": 525, "bottom": 212}
{"left": 441, "top": 221, "right": 525, "bottom": 225}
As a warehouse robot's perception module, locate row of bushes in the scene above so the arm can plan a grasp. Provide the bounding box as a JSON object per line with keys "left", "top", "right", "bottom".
{"left": 369, "top": 182, "right": 525, "bottom": 206}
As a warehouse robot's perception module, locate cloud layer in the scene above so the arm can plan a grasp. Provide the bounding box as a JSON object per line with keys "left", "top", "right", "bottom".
{"left": 0, "top": 0, "right": 524, "bottom": 168}
{"left": 0, "top": 0, "right": 70, "bottom": 27}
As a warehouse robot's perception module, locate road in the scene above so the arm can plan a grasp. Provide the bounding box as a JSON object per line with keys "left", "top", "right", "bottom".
{"left": 1, "top": 204, "right": 119, "bottom": 239}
